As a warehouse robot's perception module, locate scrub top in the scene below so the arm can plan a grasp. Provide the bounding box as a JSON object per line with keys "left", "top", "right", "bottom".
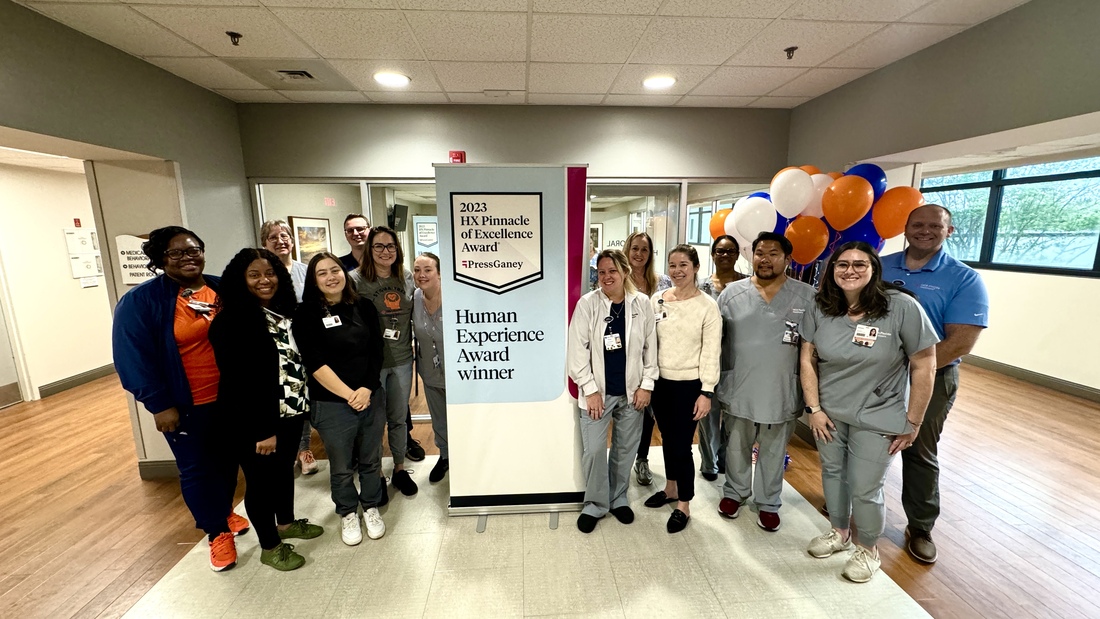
{"left": 412, "top": 288, "right": 446, "bottom": 389}
{"left": 716, "top": 278, "right": 817, "bottom": 424}
{"left": 801, "top": 290, "right": 939, "bottom": 434}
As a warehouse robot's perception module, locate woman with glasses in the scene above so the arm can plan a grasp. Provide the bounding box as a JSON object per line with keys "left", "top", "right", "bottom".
{"left": 113, "top": 226, "right": 244, "bottom": 572}
{"left": 353, "top": 226, "right": 420, "bottom": 498}
{"left": 800, "top": 241, "right": 938, "bottom": 583}
{"left": 260, "top": 220, "right": 317, "bottom": 475}
{"left": 209, "top": 248, "right": 323, "bottom": 571}
{"left": 696, "top": 235, "right": 744, "bottom": 482}
{"left": 625, "top": 231, "right": 672, "bottom": 487}
{"left": 643, "top": 244, "right": 721, "bottom": 533}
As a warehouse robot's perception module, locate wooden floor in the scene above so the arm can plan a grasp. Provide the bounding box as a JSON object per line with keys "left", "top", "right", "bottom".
{"left": 0, "top": 366, "right": 1097, "bottom": 618}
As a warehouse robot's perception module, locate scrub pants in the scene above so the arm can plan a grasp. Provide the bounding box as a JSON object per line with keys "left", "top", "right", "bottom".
{"left": 817, "top": 419, "right": 895, "bottom": 548}
{"left": 698, "top": 402, "right": 730, "bottom": 475}
{"left": 579, "top": 395, "right": 643, "bottom": 518}
{"left": 311, "top": 391, "right": 388, "bottom": 517}
{"left": 902, "top": 365, "right": 959, "bottom": 533}
{"left": 378, "top": 362, "right": 412, "bottom": 466}
{"left": 723, "top": 415, "right": 796, "bottom": 513}
{"left": 239, "top": 415, "right": 306, "bottom": 550}
{"left": 164, "top": 402, "right": 237, "bottom": 537}
{"left": 423, "top": 384, "right": 449, "bottom": 459}
{"left": 652, "top": 378, "right": 702, "bottom": 502}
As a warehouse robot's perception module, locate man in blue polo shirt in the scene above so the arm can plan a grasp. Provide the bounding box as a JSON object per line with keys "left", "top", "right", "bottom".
{"left": 882, "top": 204, "right": 989, "bottom": 565}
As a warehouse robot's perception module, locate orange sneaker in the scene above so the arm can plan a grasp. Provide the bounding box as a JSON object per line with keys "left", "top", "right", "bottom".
{"left": 228, "top": 512, "right": 250, "bottom": 536}
{"left": 209, "top": 532, "right": 237, "bottom": 572}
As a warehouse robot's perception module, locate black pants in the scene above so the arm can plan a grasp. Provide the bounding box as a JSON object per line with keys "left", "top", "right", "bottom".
{"left": 637, "top": 405, "right": 656, "bottom": 460}
{"left": 652, "top": 378, "right": 702, "bottom": 502}
{"left": 901, "top": 365, "right": 959, "bottom": 532}
{"left": 239, "top": 415, "right": 306, "bottom": 550}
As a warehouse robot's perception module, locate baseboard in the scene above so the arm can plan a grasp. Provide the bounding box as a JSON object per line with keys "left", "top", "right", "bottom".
{"left": 964, "top": 355, "right": 1100, "bottom": 404}
{"left": 138, "top": 460, "right": 179, "bottom": 480}
{"left": 39, "top": 364, "right": 116, "bottom": 398}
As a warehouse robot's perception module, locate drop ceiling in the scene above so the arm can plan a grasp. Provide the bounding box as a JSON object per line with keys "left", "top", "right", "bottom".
{"left": 14, "top": 0, "right": 1030, "bottom": 107}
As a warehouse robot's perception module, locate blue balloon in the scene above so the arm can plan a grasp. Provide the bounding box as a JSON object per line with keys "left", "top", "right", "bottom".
{"left": 835, "top": 210, "right": 884, "bottom": 252}
{"left": 845, "top": 163, "right": 887, "bottom": 202}
{"left": 748, "top": 191, "right": 771, "bottom": 200}
{"left": 772, "top": 216, "right": 793, "bottom": 235}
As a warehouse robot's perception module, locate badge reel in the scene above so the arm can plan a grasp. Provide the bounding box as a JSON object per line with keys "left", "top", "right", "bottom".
{"left": 852, "top": 324, "right": 879, "bottom": 348}
{"left": 384, "top": 317, "right": 400, "bottom": 341}
{"left": 654, "top": 298, "right": 669, "bottom": 322}
{"left": 782, "top": 320, "right": 800, "bottom": 345}
{"left": 602, "top": 315, "right": 623, "bottom": 351}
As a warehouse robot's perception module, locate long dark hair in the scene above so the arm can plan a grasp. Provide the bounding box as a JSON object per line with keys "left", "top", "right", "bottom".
{"left": 141, "top": 226, "right": 205, "bottom": 274}
{"left": 817, "top": 241, "right": 913, "bottom": 319}
{"left": 304, "top": 252, "right": 358, "bottom": 307}
{"left": 358, "top": 225, "right": 405, "bottom": 282}
{"left": 219, "top": 248, "right": 296, "bottom": 317}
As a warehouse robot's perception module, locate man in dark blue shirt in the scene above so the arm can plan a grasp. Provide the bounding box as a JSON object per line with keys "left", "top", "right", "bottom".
{"left": 340, "top": 214, "right": 370, "bottom": 271}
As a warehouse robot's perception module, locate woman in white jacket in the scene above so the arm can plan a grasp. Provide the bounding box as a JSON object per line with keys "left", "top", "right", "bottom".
{"left": 567, "top": 249, "right": 659, "bottom": 534}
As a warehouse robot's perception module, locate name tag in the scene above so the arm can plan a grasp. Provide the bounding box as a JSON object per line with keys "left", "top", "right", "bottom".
{"left": 604, "top": 333, "right": 622, "bottom": 351}
{"left": 433, "top": 354, "right": 441, "bottom": 368}
{"left": 654, "top": 311, "right": 668, "bottom": 322}
{"left": 853, "top": 324, "right": 879, "bottom": 348}
{"left": 782, "top": 320, "right": 800, "bottom": 345}
{"left": 322, "top": 315, "right": 342, "bottom": 329}
{"left": 384, "top": 328, "right": 401, "bottom": 341}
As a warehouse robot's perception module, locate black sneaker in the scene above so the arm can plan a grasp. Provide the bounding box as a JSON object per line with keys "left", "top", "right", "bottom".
{"left": 406, "top": 438, "right": 426, "bottom": 462}
{"left": 391, "top": 469, "right": 419, "bottom": 496}
{"left": 577, "top": 513, "right": 600, "bottom": 533}
{"left": 702, "top": 472, "right": 718, "bottom": 482}
{"left": 429, "top": 458, "right": 449, "bottom": 483}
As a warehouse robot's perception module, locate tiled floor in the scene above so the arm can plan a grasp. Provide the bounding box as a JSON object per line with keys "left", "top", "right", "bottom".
{"left": 124, "top": 451, "right": 929, "bottom": 619}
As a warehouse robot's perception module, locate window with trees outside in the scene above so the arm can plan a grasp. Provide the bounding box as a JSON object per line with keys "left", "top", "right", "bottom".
{"left": 919, "top": 156, "right": 1100, "bottom": 277}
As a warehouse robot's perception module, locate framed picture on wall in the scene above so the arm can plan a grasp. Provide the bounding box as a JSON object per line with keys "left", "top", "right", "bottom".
{"left": 589, "top": 223, "right": 603, "bottom": 253}
{"left": 288, "top": 216, "right": 331, "bottom": 264}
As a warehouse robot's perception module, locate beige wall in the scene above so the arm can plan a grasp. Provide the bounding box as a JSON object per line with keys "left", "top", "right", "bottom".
{"left": 259, "top": 183, "right": 364, "bottom": 258}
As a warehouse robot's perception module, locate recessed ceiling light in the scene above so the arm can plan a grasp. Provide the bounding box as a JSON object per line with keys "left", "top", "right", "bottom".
{"left": 373, "top": 72, "right": 411, "bottom": 88}
{"left": 643, "top": 76, "right": 676, "bottom": 90}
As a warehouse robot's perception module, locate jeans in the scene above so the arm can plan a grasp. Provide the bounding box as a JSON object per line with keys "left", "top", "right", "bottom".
{"left": 311, "top": 392, "right": 387, "bottom": 516}
{"left": 379, "top": 363, "right": 413, "bottom": 465}
{"left": 423, "top": 385, "right": 449, "bottom": 459}
{"left": 163, "top": 402, "right": 237, "bottom": 536}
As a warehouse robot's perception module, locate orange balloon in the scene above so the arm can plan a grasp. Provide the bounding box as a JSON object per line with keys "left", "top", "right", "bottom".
{"left": 799, "top": 165, "right": 822, "bottom": 175}
{"left": 822, "top": 176, "right": 874, "bottom": 231}
{"left": 784, "top": 216, "right": 829, "bottom": 264}
{"left": 827, "top": 171, "right": 843, "bottom": 180}
{"left": 872, "top": 187, "right": 926, "bottom": 239}
{"left": 772, "top": 166, "right": 799, "bottom": 184}
{"left": 709, "top": 208, "right": 732, "bottom": 240}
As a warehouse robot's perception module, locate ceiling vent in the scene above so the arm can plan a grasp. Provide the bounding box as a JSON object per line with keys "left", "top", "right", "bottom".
{"left": 222, "top": 59, "right": 357, "bottom": 92}
{"left": 276, "top": 70, "right": 315, "bottom": 81}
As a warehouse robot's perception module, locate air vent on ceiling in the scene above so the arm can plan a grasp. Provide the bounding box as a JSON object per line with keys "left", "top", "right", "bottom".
{"left": 276, "top": 70, "right": 316, "bottom": 82}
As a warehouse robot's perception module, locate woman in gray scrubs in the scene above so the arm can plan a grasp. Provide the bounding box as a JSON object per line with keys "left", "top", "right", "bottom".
{"left": 412, "top": 252, "right": 450, "bottom": 483}
{"left": 800, "top": 241, "right": 938, "bottom": 583}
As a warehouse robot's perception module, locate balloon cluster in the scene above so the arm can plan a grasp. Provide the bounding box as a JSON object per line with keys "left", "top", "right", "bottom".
{"left": 709, "top": 163, "right": 925, "bottom": 267}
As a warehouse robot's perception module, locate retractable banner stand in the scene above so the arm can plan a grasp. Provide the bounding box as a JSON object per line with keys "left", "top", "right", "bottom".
{"left": 434, "top": 164, "right": 588, "bottom": 514}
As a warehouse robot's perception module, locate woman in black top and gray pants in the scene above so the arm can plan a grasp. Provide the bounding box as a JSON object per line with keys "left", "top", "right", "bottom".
{"left": 292, "top": 252, "right": 387, "bottom": 546}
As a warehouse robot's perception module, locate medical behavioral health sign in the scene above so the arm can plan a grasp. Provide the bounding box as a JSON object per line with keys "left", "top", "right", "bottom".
{"left": 434, "top": 164, "right": 588, "bottom": 513}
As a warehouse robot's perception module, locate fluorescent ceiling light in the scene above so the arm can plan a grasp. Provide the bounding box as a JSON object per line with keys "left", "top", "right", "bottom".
{"left": 373, "top": 72, "right": 411, "bottom": 87}
{"left": 643, "top": 76, "right": 676, "bottom": 90}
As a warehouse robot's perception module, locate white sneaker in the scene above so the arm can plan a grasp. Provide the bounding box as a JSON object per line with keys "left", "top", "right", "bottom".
{"left": 842, "top": 546, "right": 881, "bottom": 583}
{"left": 341, "top": 512, "right": 362, "bottom": 546}
{"left": 807, "top": 529, "right": 852, "bottom": 558}
{"left": 364, "top": 507, "right": 386, "bottom": 540}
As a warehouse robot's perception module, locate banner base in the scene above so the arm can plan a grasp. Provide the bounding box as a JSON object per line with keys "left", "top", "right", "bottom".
{"left": 448, "top": 491, "right": 584, "bottom": 516}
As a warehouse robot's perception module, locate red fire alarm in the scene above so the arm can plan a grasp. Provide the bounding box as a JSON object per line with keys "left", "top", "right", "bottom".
{"left": 74, "top": 218, "right": 82, "bottom": 227}
{"left": 449, "top": 150, "right": 466, "bottom": 163}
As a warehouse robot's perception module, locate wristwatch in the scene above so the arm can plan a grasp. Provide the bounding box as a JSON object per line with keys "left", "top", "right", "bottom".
{"left": 700, "top": 390, "right": 714, "bottom": 399}
{"left": 803, "top": 405, "right": 822, "bottom": 415}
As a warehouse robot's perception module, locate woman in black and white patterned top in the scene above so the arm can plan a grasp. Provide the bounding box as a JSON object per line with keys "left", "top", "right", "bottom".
{"left": 210, "top": 248, "right": 323, "bottom": 572}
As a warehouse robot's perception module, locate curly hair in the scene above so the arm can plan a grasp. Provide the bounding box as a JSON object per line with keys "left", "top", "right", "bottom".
{"left": 595, "top": 249, "right": 636, "bottom": 295}
{"left": 358, "top": 225, "right": 405, "bottom": 282}
{"left": 218, "top": 248, "right": 297, "bottom": 317}
{"left": 816, "top": 241, "right": 914, "bottom": 319}
{"left": 304, "top": 252, "right": 358, "bottom": 307}
{"left": 141, "top": 226, "right": 205, "bottom": 274}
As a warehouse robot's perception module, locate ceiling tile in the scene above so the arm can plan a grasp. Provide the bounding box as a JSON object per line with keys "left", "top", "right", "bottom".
{"left": 823, "top": 23, "right": 962, "bottom": 68}
{"left": 691, "top": 66, "right": 806, "bottom": 96}
{"left": 431, "top": 61, "right": 526, "bottom": 91}
{"left": 530, "top": 15, "right": 650, "bottom": 63}
{"left": 368, "top": 91, "right": 450, "bottom": 103}
{"left": 768, "top": 67, "right": 869, "bottom": 97}
{"left": 676, "top": 95, "right": 758, "bottom": 107}
{"left": 630, "top": 17, "right": 771, "bottom": 65}
{"left": 527, "top": 93, "right": 605, "bottom": 105}
{"left": 145, "top": 57, "right": 267, "bottom": 89}
{"left": 903, "top": 0, "right": 1029, "bottom": 25}
{"left": 610, "top": 64, "right": 716, "bottom": 95}
{"left": 19, "top": 0, "right": 120, "bottom": 3}
{"left": 133, "top": 6, "right": 316, "bottom": 58}
{"left": 404, "top": 11, "right": 527, "bottom": 61}
{"left": 603, "top": 94, "right": 681, "bottom": 106}
{"left": 782, "top": 0, "right": 932, "bottom": 22}
{"left": 725, "top": 19, "right": 882, "bottom": 67}
{"left": 532, "top": 0, "right": 661, "bottom": 15}
{"left": 397, "top": 0, "right": 526, "bottom": 10}
{"left": 658, "top": 0, "right": 800, "bottom": 19}
{"left": 262, "top": 0, "right": 393, "bottom": 7}
{"left": 749, "top": 96, "right": 810, "bottom": 108}
{"left": 528, "top": 63, "right": 621, "bottom": 94}
{"left": 277, "top": 90, "right": 370, "bottom": 102}
{"left": 269, "top": 9, "right": 421, "bottom": 60}
{"left": 26, "top": 3, "right": 207, "bottom": 57}
{"left": 215, "top": 89, "right": 291, "bottom": 102}
{"left": 329, "top": 59, "right": 441, "bottom": 91}
{"left": 448, "top": 92, "right": 526, "bottom": 104}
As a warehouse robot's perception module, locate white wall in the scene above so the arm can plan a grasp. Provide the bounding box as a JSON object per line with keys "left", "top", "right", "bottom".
{"left": 0, "top": 163, "right": 113, "bottom": 395}
{"left": 0, "top": 295, "right": 16, "bottom": 387}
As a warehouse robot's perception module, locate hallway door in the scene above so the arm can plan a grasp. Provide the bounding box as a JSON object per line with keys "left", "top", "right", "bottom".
{"left": 0, "top": 294, "right": 21, "bottom": 409}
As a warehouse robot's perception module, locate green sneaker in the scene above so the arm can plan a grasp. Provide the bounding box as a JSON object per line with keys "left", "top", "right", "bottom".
{"left": 260, "top": 543, "right": 305, "bottom": 571}
{"left": 278, "top": 519, "right": 324, "bottom": 540}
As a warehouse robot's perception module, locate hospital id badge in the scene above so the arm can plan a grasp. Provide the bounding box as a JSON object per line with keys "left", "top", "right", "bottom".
{"left": 433, "top": 354, "right": 441, "bottom": 368}
{"left": 852, "top": 324, "right": 879, "bottom": 348}
{"left": 604, "top": 333, "right": 622, "bottom": 351}
{"left": 322, "top": 315, "right": 342, "bottom": 329}
{"left": 654, "top": 311, "right": 668, "bottom": 322}
{"left": 384, "top": 328, "right": 400, "bottom": 341}
{"left": 782, "top": 320, "right": 800, "bottom": 345}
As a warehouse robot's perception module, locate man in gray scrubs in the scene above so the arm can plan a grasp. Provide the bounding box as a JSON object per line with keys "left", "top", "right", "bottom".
{"left": 715, "top": 232, "right": 817, "bottom": 532}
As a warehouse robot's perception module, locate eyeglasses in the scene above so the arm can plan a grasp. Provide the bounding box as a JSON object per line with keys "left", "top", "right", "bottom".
{"left": 372, "top": 243, "right": 397, "bottom": 253}
{"left": 266, "top": 233, "right": 291, "bottom": 242}
{"left": 835, "top": 261, "right": 871, "bottom": 273}
{"left": 165, "top": 247, "right": 203, "bottom": 260}
{"left": 346, "top": 226, "right": 369, "bottom": 235}
{"left": 713, "top": 249, "right": 737, "bottom": 256}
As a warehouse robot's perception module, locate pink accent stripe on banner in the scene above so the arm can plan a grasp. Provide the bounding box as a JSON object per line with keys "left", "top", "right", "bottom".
{"left": 566, "top": 166, "right": 587, "bottom": 400}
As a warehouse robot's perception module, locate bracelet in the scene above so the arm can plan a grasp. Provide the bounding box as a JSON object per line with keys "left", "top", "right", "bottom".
{"left": 907, "top": 419, "right": 923, "bottom": 427}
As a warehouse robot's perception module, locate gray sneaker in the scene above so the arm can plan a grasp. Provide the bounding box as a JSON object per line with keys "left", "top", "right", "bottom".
{"left": 634, "top": 458, "right": 653, "bottom": 486}
{"left": 842, "top": 546, "right": 881, "bottom": 583}
{"left": 807, "top": 529, "right": 852, "bottom": 558}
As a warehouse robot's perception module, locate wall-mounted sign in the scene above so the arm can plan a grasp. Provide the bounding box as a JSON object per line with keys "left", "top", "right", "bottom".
{"left": 116, "top": 234, "right": 157, "bottom": 285}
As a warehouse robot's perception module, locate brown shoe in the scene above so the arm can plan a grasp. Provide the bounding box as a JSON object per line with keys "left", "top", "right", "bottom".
{"left": 907, "top": 527, "right": 938, "bottom": 564}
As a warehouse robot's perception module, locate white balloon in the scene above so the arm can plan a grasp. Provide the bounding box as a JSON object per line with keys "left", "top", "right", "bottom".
{"left": 733, "top": 196, "right": 777, "bottom": 243}
{"left": 801, "top": 173, "right": 832, "bottom": 219}
{"left": 770, "top": 169, "right": 814, "bottom": 219}
{"left": 724, "top": 197, "right": 754, "bottom": 254}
